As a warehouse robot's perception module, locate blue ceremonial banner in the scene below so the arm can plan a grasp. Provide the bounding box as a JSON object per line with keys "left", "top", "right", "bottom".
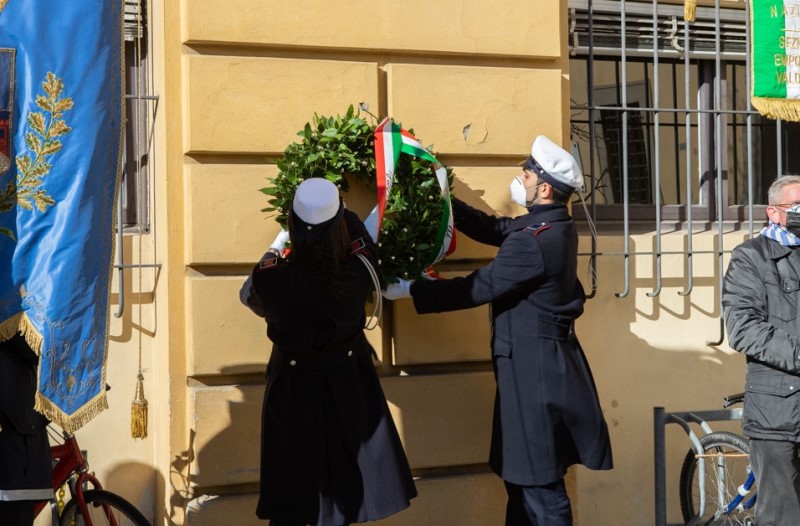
{"left": 0, "top": 1, "right": 123, "bottom": 431}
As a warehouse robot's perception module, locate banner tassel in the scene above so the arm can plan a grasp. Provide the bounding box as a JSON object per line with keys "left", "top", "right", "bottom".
{"left": 130, "top": 372, "right": 148, "bottom": 439}
{"left": 684, "top": 0, "right": 696, "bottom": 22}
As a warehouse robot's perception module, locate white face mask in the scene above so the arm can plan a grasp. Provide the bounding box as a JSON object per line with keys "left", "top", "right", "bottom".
{"left": 509, "top": 176, "right": 529, "bottom": 207}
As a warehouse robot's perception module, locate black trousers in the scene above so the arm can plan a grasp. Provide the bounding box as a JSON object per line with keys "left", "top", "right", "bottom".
{"left": 504, "top": 479, "right": 572, "bottom": 526}
{"left": 0, "top": 500, "right": 35, "bottom": 526}
{"left": 749, "top": 438, "right": 800, "bottom": 526}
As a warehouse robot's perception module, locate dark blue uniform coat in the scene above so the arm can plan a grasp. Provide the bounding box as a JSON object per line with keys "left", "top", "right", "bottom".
{"left": 410, "top": 199, "right": 613, "bottom": 486}
{"left": 240, "top": 211, "right": 416, "bottom": 525}
{"left": 0, "top": 334, "right": 52, "bottom": 502}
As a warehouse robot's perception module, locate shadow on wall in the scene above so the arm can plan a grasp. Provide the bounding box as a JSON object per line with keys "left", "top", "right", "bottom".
{"left": 575, "top": 233, "right": 750, "bottom": 525}
{"left": 33, "top": 460, "right": 163, "bottom": 526}
{"left": 175, "top": 364, "right": 266, "bottom": 526}
{"left": 105, "top": 461, "right": 163, "bottom": 524}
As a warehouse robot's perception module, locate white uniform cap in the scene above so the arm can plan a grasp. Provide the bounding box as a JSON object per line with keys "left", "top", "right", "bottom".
{"left": 292, "top": 178, "right": 341, "bottom": 225}
{"left": 524, "top": 135, "right": 583, "bottom": 194}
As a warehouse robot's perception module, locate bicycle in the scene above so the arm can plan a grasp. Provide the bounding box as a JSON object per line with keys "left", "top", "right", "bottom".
{"left": 677, "top": 393, "right": 756, "bottom": 526}
{"left": 33, "top": 426, "right": 150, "bottom": 526}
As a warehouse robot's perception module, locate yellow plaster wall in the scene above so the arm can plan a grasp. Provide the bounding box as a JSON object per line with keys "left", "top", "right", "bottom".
{"left": 386, "top": 65, "right": 564, "bottom": 156}
{"left": 184, "top": 0, "right": 561, "bottom": 59}
{"left": 574, "top": 229, "right": 749, "bottom": 524}
{"left": 185, "top": 57, "right": 380, "bottom": 154}
{"left": 175, "top": 0, "right": 569, "bottom": 523}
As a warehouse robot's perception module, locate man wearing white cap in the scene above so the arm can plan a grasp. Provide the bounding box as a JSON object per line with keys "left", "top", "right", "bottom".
{"left": 384, "top": 135, "right": 613, "bottom": 525}
{"left": 240, "top": 178, "right": 416, "bottom": 526}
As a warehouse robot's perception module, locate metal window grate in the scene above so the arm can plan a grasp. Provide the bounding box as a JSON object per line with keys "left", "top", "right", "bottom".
{"left": 124, "top": 0, "right": 144, "bottom": 42}
{"left": 569, "top": 1, "right": 747, "bottom": 59}
{"left": 565, "top": 0, "right": 795, "bottom": 333}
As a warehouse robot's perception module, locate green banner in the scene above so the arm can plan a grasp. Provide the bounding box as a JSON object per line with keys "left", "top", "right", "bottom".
{"left": 751, "top": 0, "right": 800, "bottom": 121}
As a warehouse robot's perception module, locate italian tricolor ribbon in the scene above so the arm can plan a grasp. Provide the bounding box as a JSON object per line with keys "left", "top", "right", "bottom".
{"left": 751, "top": 0, "right": 800, "bottom": 121}
{"left": 368, "top": 118, "right": 456, "bottom": 274}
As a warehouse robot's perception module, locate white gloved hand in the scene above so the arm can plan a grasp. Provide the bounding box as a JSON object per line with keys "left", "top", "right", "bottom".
{"left": 382, "top": 278, "right": 413, "bottom": 300}
{"left": 268, "top": 228, "right": 290, "bottom": 256}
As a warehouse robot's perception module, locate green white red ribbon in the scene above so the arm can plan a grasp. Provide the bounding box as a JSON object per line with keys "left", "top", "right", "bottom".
{"left": 369, "top": 117, "right": 456, "bottom": 275}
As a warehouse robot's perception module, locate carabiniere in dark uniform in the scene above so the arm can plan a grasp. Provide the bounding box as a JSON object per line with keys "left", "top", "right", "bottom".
{"left": 240, "top": 206, "right": 416, "bottom": 526}
{"left": 410, "top": 197, "right": 613, "bottom": 487}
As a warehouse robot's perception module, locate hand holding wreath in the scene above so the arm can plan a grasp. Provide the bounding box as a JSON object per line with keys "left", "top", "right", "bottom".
{"left": 261, "top": 105, "right": 455, "bottom": 285}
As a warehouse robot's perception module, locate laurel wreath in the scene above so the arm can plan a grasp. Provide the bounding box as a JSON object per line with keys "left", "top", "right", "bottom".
{"left": 261, "top": 105, "right": 453, "bottom": 284}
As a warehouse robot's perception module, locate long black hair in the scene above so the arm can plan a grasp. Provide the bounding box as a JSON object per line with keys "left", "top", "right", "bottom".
{"left": 287, "top": 211, "right": 351, "bottom": 299}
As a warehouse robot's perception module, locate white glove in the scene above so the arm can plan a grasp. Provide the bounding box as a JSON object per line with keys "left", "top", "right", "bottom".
{"left": 268, "top": 228, "right": 290, "bottom": 256}
{"left": 382, "top": 278, "right": 413, "bottom": 300}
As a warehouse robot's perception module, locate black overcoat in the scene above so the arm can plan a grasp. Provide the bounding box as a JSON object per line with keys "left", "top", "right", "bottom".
{"left": 410, "top": 199, "right": 613, "bottom": 486}
{"left": 0, "top": 334, "right": 52, "bottom": 501}
{"left": 240, "top": 211, "right": 416, "bottom": 525}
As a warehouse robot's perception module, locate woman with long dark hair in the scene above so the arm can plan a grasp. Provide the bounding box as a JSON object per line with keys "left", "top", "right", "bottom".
{"left": 240, "top": 177, "right": 416, "bottom": 526}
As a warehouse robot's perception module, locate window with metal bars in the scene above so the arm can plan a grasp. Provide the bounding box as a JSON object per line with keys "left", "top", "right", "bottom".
{"left": 120, "top": 0, "right": 151, "bottom": 232}
{"left": 568, "top": 0, "right": 800, "bottom": 223}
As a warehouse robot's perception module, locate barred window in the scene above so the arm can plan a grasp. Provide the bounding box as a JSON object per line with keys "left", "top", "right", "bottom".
{"left": 568, "top": 0, "right": 800, "bottom": 223}
{"left": 121, "top": 0, "right": 152, "bottom": 232}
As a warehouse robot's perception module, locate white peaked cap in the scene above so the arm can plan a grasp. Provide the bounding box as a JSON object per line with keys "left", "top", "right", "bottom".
{"left": 525, "top": 135, "right": 583, "bottom": 194}
{"left": 292, "top": 178, "right": 340, "bottom": 225}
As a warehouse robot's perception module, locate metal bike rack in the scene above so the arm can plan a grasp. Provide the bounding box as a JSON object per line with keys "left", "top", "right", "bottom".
{"left": 653, "top": 405, "right": 743, "bottom": 526}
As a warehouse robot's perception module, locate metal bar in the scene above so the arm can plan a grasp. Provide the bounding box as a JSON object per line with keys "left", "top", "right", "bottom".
{"left": 653, "top": 406, "right": 744, "bottom": 526}
{"left": 647, "top": 0, "right": 663, "bottom": 298}
{"left": 778, "top": 119, "right": 784, "bottom": 176}
{"left": 577, "top": 249, "right": 735, "bottom": 257}
{"left": 680, "top": 17, "right": 694, "bottom": 297}
{"left": 570, "top": 104, "right": 766, "bottom": 116}
{"left": 745, "top": 2, "right": 755, "bottom": 238}
{"left": 708, "top": 0, "right": 725, "bottom": 347}
{"left": 666, "top": 413, "right": 708, "bottom": 524}
{"left": 115, "top": 264, "right": 161, "bottom": 269}
{"left": 568, "top": 0, "right": 746, "bottom": 22}
{"left": 586, "top": 0, "right": 598, "bottom": 299}
{"left": 654, "top": 407, "right": 667, "bottom": 526}
{"left": 672, "top": 62, "right": 681, "bottom": 202}
{"left": 124, "top": 94, "right": 159, "bottom": 100}
{"left": 616, "top": 0, "right": 631, "bottom": 299}
{"left": 570, "top": 47, "right": 746, "bottom": 61}
{"left": 114, "top": 181, "right": 125, "bottom": 319}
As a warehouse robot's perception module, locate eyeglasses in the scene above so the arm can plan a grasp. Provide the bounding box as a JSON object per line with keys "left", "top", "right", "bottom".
{"left": 769, "top": 203, "right": 800, "bottom": 214}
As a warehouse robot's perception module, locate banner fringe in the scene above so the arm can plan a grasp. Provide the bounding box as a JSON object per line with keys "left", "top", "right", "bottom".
{"left": 752, "top": 97, "right": 800, "bottom": 123}
{"left": 35, "top": 391, "right": 109, "bottom": 433}
{"left": 684, "top": 0, "right": 696, "bottom": 22}
{"left": 0, "top": 313, "right": 22, "bottom": 342}
{"left": 0, "top": 312, "right": 43, "bottom": 355}
{"left": 18, "top": 314, "right": 43, "bottom": 355}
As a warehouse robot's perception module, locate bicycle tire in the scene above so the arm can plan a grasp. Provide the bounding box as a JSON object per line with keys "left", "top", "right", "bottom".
{"left": 678, "top": 431, "right": 755, "bottom": 526}
{"left": 59, "top": 489, "right": 150, "bottom": 526}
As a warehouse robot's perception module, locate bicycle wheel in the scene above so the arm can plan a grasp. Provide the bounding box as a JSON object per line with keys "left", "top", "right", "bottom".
{"left": 59, "top": 489, "right": 150, "bottom": 526}
{"left": 678, "top": 431, "right": 755, "bottom": 526}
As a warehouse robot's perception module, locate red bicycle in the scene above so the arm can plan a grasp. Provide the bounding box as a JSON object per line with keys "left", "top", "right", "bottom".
{"left": 34, "top": 427, "right": 150, "bottom": 526}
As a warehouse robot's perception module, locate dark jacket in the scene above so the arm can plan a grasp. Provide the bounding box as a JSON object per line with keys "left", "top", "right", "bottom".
{"left": 240, "top": 210, "right": 416, "bottom": 525}
{"left": 0, "top": 334, "right": 52, "bottom": 499}
{"left": 410, "top": 198, "right": 613, "bottom": 485}
{"left": 722, "top": 235, "right": 800, "bottom": 441}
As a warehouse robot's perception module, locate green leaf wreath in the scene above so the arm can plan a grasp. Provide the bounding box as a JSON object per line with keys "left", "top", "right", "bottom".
{"left": 261, "top": 105, "right": 454, "bottom": 284}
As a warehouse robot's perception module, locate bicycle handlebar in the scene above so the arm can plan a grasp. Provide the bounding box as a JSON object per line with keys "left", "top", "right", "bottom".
{"left": 723, "top": 392, "right": 745, "bottom": 408}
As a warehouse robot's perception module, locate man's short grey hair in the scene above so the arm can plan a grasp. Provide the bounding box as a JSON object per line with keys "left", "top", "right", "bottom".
{"left": 768, "top": 175, "right": 800, "bottom": 205}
